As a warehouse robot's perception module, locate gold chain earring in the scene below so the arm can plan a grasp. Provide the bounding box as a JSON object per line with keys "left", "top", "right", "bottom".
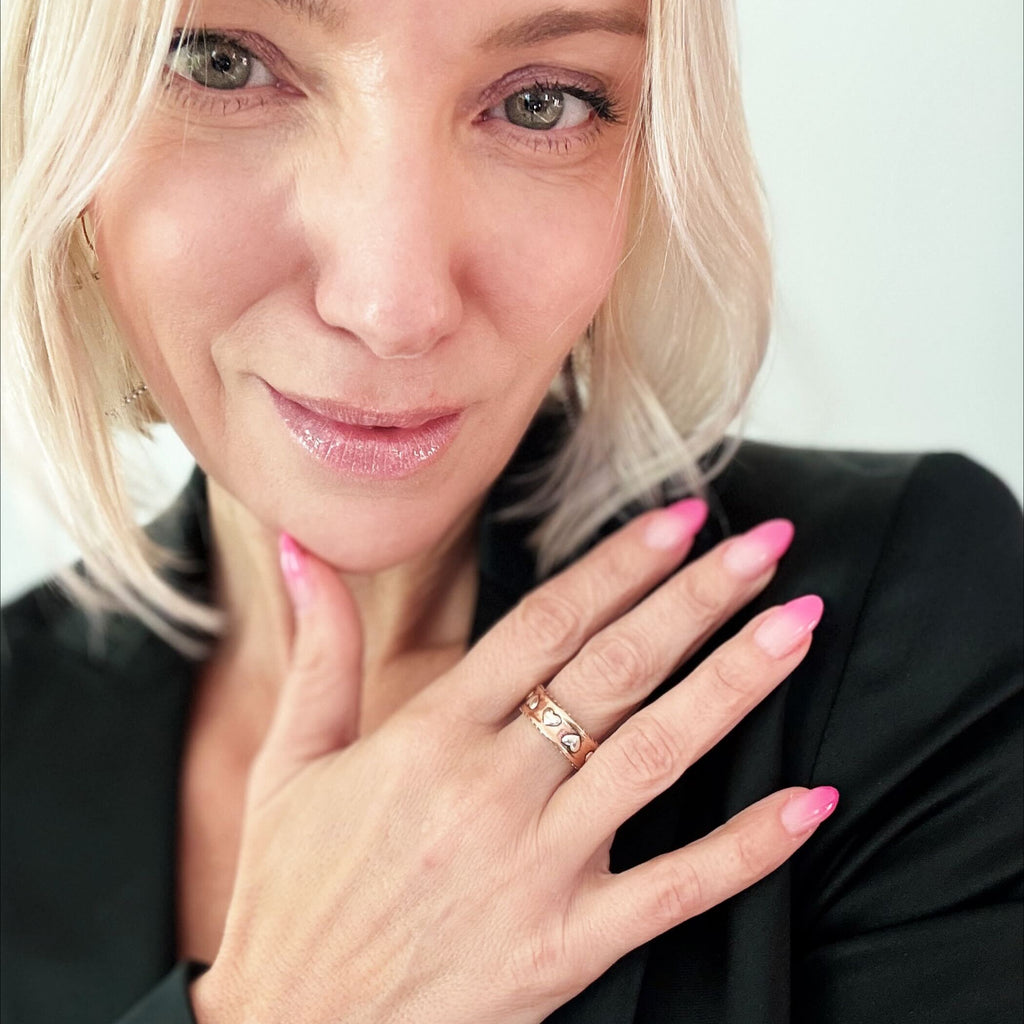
{"left": 79, "top": 210, "right": 150, "bottom": 419}
{"left": 104, "top": 384, "right": 149, "bottom": 420}
{"left": 78, "top": 211, "right": 100, "bottom": 280}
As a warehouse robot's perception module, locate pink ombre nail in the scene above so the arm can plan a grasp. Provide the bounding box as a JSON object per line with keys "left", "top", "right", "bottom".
{"left": 643, "top": 498, "right": 708, "bottom": 550}
{"left": 753, "top": 594, "right": 824, "bottom": 658}
{"left": 780, "top": 786, "right": 840, "bottom": 835}
{"left": 279, "top": 532, "right": 313, "bottom": 612}
{"left": 722, "top": 519, "right": 795, "bottom": 579}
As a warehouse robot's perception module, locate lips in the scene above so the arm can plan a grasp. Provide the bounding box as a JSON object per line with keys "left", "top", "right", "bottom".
{"left": 267, "top": 384, "right": 463, "bottom": 479}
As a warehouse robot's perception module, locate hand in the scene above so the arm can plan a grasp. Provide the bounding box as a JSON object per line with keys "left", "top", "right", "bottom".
{"left": 191, "top": 500, "right": 834, "bottom": 1023}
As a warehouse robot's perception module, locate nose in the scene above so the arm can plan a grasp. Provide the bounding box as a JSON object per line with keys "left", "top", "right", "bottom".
{"left": 300, "top": 127, "right": 464, "bottom": 361}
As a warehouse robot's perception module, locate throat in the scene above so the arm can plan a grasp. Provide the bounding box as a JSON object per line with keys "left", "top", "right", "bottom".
{"left": 358, "top": 643, "right": 469, "bottom": 735}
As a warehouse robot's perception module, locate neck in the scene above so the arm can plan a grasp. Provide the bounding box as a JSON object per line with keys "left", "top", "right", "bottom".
{"left": 201, "top": 477, "right": 481, "bottom": 742}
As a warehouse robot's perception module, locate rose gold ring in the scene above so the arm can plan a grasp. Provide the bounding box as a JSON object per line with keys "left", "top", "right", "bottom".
{"left": 519, "top": 685, "right": 598, "bottom": 771}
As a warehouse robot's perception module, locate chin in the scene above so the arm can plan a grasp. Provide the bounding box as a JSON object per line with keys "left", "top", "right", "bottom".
{"left": 268, "top": 483, "right": 482, "bottom": 575}
{"left": 196, "top": 411, "right": 502, "bottom": 574}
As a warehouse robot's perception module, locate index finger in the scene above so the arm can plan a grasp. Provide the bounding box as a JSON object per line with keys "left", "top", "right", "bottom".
{"left": 450, "top": 498, "right": 709, "bottom": 722}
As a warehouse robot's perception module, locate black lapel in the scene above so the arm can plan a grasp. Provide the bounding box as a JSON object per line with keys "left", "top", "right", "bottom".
{"left": 0, "top": 581, "right": 199, "bottom": 1020}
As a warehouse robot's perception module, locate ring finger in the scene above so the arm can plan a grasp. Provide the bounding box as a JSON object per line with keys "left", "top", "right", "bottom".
{"left": 498, "top": 518, "right": 797, "bottom": 784}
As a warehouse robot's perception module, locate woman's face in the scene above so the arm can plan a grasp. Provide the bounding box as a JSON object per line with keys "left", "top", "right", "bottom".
{"left": 93, "top": 0, "right": 645, "bottom": 571}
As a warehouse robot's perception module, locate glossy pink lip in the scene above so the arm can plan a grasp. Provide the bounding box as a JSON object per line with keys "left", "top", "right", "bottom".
{"left": 268, "top": 385, "right": 463, "bottom": 479}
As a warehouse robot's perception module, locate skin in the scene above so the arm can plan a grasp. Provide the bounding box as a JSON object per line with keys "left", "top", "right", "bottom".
{"left": 93, "top": 0, "right": 643, "bottom": 682}
{"left": 92, "top": 0, "right": 647, "bottom": 965}
{"left": 87, "top": 1, "right": 832, "bottom": 1017}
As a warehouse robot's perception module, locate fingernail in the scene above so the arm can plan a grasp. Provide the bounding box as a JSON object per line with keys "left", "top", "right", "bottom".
{"left": 722, "top": 519, "right": 795, "bottom": 579}
{"left": 279, "top": 532, "right": 313, "bottom": 612}
{"left": 780, "top": 786, "right": 840, "bottom": 835}
{"left": 753, "top": 594, "right": 823, "bottom": 658}
{"left": 644, "top": 498, "right": 708, "bottom": 550}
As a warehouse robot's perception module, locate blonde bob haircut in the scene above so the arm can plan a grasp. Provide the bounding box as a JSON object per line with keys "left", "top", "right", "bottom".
{"left": 1, "top": 0, "right": 771, "bottom": 654}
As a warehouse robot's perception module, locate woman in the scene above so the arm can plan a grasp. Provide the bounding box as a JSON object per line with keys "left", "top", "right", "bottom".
{"left": 1, "top": 0, "right": 1020, "bottom": 1021}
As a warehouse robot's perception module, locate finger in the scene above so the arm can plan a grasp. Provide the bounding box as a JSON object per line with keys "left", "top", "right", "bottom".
{"left": 498, "top": 520, "right": 796, "bottom": 785}
{"left": 248, "top": 533, "right": 364, "bottom": 808}
{"left": 574, "top": 786, "right": 839, "bottom": 966}
{"left": 452, "top": 498, "right": 710, "bottom": 721}
{"left": 544, "top": 596, "right": 823, "bottom": 842}
{"left": 547, "top": 519, "right": 794, "bottom": 733}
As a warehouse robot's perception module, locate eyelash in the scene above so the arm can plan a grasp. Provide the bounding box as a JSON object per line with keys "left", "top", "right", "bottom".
{"left": 163, "top": 29, "right": 623, "bottom": 153}
{"left": 481, "top": 79, "right": 623, "bottom": 126}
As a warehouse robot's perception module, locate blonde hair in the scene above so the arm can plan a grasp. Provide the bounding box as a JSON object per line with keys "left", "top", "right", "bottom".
{"left": 1, "top": 0, "right": 770, "bottom": 650}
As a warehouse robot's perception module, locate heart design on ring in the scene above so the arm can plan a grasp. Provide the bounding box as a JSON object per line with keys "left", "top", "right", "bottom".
{"left": 561, "top": 733, "right": 582, "bottom": 753}
{"left": 542, "top": 708, "right": 562, "bottom": 727}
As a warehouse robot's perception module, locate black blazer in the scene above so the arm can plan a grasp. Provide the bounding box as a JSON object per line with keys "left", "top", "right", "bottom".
{"left": 2, "top": 438, "right": 1022, "bottom": 1024}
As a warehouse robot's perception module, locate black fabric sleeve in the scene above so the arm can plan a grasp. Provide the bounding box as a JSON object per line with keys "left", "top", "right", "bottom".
{"left": 792, "top": 454, "right": 1024, "bottom": 1023}
{"left": 113, "top": 962, "right": 209, "bottom": 1024}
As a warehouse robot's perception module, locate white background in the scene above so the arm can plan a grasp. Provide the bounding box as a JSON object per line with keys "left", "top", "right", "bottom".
{"left": 2, "top": 0, "right": 1022, "bottom": 601}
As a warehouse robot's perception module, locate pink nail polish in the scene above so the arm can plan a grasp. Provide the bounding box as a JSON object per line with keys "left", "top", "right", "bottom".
{"left": 722, "top": 519, "right": 795, "bottom": 579}
{"left": 643, "top": 498, "right": 708, "bottom": 550}
{"left": 279, "top": 532, "right": 313, "bottom": 611}
{"left": 780, "top": 786, "right": 840, "bottom": 835}
{"left": 753, "top": 594, "right": 823, "bottom": 658}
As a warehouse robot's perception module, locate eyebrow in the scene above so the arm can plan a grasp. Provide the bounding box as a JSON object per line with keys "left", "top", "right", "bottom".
{"left": 259, "top": 0, "right": 345, "bottom": 32}
{"left": 258, "top": 2, "right": 645, "bottom": 47}
{"left": 477, "top": 7, "right": 647, "bottom": 50}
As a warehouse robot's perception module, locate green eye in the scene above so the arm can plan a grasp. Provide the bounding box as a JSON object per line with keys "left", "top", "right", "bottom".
{"left": 489, "top": 81, "right": 619, "bottom": 134}
{"left": 167, "top": 33, "right": 261, "bottom": 90}
{"left": 504, "top": 87, "right": 566, "bottom": 130}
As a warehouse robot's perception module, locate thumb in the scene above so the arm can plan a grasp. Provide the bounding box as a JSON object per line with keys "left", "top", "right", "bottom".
{"left": 250, "top": 532, "right": 364, "bottom": 806}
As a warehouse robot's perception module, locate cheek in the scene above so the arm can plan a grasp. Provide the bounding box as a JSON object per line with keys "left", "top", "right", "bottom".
{"left": 91, "top": 145, "right": 301, "bottom": 442}
{"left": 471, "top": 167, "right": 628, "bottom": 358}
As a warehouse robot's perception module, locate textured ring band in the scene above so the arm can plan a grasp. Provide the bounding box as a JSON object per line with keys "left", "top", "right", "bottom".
{"left": 519, "top": 685, "right": 598, "bottom": 770}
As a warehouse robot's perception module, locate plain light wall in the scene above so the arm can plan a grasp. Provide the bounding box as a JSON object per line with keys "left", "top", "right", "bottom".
{"left": 2, "top": 0, "right": 1021, "bottom": 601}
{"left": 737, "top": 0, "right": 1023, "bottom": 493}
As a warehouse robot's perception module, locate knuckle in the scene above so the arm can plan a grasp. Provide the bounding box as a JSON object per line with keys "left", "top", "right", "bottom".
{"left": 728, "top": 827, "right": 771, "bottom": 881}
{"left": 290, "top": 641, "right": 335, "bottom": 684}
{"left": 415, "top": 807, "right": 472, "bottom": 873}
{"left": 507, "top": 922, "right": 569, "bottom": 993}
{"left": 516, "top": 591, "right": 585, "bottom": 658}
{"left": 653, "top": 858, "right": 703, "bottom": 923}
{"left": 529, "top": 928, "right": 563, "bottom": 985}
{"left": 707, "top": 655, "right": 757, "bottom": 706}
{"left": 617, "top": 715, "right": 682, "bottom": 789}
{"left": 676, "top": 568, "right": 724, "bottom": 625}
{"left": 599, "top": 534, "right": 643, "bottom": 583}
{"left": 581, "top": 630, "right": 656, "bottom": 699}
